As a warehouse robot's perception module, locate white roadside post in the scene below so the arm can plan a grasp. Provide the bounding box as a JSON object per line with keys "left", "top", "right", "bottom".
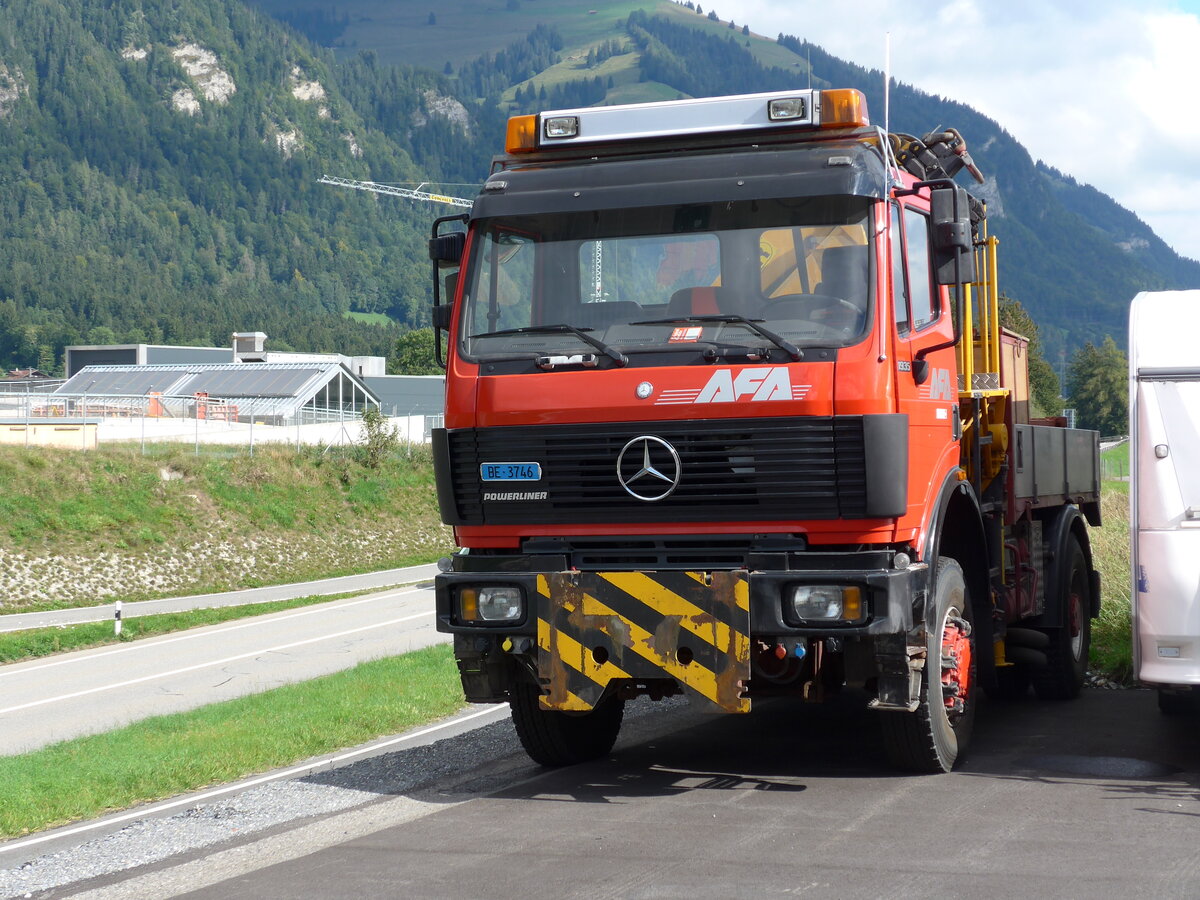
{"left": 114, "top": 600, "right": 122, "bottom": 637}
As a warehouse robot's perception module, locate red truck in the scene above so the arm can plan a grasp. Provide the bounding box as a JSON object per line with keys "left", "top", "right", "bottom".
{"left": 429, "top": 87, "right": 1101, "bottom": 772}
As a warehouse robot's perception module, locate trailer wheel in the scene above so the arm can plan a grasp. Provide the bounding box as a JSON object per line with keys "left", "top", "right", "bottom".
{"left": 1032, "top": 536, "right": 1091, "bottom": 701}
{"left": 880, "top": 557, "right": 977, "bottom": 773}
{"left": 1157, "top": 689, "right": 1196, "bottom": 716}
{"left": 510, "top": 681, "right": 625, "bottom": 767}
{"left": 991, "top": 665, "right": 1032, "bottom": 701}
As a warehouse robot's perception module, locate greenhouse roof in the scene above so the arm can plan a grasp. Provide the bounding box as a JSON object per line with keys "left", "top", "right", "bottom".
{"left": 55, "top": 363, "right": 379, "bottom": 417}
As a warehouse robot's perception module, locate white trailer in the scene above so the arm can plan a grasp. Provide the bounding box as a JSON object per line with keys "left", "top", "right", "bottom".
{"left": 1129, "top": 290, "right": 1200, "bottom": 712}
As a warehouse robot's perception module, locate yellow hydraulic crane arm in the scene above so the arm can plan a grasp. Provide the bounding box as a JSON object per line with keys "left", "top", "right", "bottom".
{"left": 318, "top": 175, "right": 473, "bottom": 209}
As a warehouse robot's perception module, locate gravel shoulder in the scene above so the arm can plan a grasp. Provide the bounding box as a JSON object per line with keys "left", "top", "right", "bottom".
{"left": 0, "top": 705, "right": 516, "bottom": 898}
{"left": 0, "top": 697, "right": 697, "bottom": 899}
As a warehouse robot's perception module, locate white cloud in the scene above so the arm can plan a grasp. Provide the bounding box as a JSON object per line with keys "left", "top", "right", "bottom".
{"left": 735, "top": 0, "right": 1200, "bottom": 262}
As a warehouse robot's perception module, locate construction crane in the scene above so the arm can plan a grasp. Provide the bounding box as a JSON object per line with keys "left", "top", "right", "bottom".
{"left": 318, "top": 175, "right": 473, "bottom": 209}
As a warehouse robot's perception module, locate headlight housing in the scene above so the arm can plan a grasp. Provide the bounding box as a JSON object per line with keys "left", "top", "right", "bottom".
{"left": 787, "top": 585, "right": 865, "bottom": 624}
{"left": 457, "top": 585, "right": 524, "bottom": 624}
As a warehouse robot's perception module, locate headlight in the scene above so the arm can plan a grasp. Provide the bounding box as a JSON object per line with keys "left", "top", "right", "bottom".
{"left": 789, "top": 585, "right": 863, "bottom": 622}
{"left": 458, "top": 585, "right": 524, "bottom": 623}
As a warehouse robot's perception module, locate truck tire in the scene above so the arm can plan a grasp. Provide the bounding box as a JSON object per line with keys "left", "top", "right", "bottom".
{"left": 991, "top": 664, "right": 1032, "bottom": 701}
{"left": 880, "top": 557, "right": 976, "bottom": 773}
{"left": 1032, "top": 536, "right": 1091, "bottom": 701}
{"left": 510, "top": 681, "right": 625, "bottom": 767}
{"left": 1157, "top": 689, "right": 1195, "bottom": 716}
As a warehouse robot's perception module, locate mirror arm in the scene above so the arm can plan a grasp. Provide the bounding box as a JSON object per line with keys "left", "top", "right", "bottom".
{"left": 429, "top": 214, "right": 469, "bottom": 368}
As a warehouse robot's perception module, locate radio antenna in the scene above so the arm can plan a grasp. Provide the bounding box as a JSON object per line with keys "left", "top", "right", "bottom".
{"left": 883, "top": 32, "right": 891, "bottom": 136}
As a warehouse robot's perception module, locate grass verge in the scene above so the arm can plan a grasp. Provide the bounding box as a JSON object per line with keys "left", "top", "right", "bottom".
{"left": 0, "top": 442, "right": 450, "bottom": 613}
{"left": 1090, "top": 482, "right": 1132, "bottom": 681}
{"left": 0, "top": 645, "right": 465, "bottom": 839}
{"left": 0, "top": 589, "right": 412, "bottom": 665}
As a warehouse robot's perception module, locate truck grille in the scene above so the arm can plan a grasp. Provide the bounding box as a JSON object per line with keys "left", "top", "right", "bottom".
{"left": 444, "top": 417, "right": 868, "bottom": 525}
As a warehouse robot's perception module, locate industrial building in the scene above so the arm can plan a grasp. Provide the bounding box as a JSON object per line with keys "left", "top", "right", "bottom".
{"left": 65, "top": 332, "right": 388, "bottom": 379}
{"left": 53, "top": 362, "right": 380, "bottom": 423}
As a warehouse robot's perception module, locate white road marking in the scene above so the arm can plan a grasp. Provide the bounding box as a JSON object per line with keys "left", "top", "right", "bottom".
{"left": 0, "top": 610, "right": 436, "bottom": 715}
{"left": 0, "top": 586, "right": 429, "bottom": 679}
{"left": 0, "top": 705, "right": 506, "bottom": 857}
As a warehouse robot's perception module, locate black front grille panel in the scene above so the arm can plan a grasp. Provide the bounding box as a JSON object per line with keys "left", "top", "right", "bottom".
{"left": 521, "top": 534, "right": 798, "bottom": 570}
{"left": 447, "top": 417, "right": 868, "bottom": 525}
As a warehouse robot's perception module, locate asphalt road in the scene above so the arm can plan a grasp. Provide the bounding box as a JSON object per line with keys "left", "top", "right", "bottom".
{"left": 55, "top": 686, "right": 1200, "bottom": 899}
{"left": 0, "top": 581, "right": 442, "bottom": 755}
{"left": 0, "top": 563, "right": 440, "bottom": 633}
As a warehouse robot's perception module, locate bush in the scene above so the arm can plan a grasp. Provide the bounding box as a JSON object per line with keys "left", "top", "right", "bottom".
{"left": 359, "top": 407, "right": 401, "bottom": 469}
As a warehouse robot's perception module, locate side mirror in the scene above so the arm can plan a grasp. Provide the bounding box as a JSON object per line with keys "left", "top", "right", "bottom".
{"left": 912, "top": 358, "right": 930, "bottom": 385}
{"left": 432, "top": 303, "right": 452, "bottom": 331}
{"left": 930, "top": 186, "right": 975, "bottom": 285}
{"left": 429, "top": 231, "right": 465, "bottom": 269}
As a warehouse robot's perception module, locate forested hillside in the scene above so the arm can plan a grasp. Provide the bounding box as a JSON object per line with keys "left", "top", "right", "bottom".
{"left": 0, "top": 0, "right": 470, "bottom": 369}
{"left": 2, "top": 0, "right": 1196, "bottom": 374}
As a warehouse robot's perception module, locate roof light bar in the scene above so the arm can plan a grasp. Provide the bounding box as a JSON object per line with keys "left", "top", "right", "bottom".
{"left": 504, "top": 87, "right": 870, "bottom": 154}
{"left": 506, "top": 114, "right": 537, "bottom": 153}
{"left": 543, "top": 115, "right": 580, "bottom": 139}
{"left": 819, "top": 89, "right": 869, "bottom": 130}
{"left": 768, "top": 96, "right": 808, "bottom": 120}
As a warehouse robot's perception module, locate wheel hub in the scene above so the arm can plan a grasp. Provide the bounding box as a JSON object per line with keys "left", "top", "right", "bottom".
{"left": 1069, "top": 592, "right": 1084, "bottom": 659}
{"left": 941, "top": 615, "right": 972, "bottom": 715}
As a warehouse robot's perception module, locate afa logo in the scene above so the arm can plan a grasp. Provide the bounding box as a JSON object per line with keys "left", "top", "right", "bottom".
{"left": 697, "top": 367, "right": 793, "bottom": 403}
{"left": 928, "top": 367, "right": 956, "bottom": 401}
{"left": 653, "top": 367, "right": 809, "bottom": 405}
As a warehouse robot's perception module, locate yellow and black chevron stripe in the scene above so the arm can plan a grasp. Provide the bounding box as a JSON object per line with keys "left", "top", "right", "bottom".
{"left": 535, "top": 571, "right": 751, "bottom": 713}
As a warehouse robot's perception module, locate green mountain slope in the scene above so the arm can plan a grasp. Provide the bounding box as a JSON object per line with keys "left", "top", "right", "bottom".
{"left": 252, "top": 0, "right": 1200, "bottom": 362}
{"left": 3, "top": 0, "right": 1195, "bottom": 374}
{"left": 0, "top": 0, "right": 464, "bottom": 368}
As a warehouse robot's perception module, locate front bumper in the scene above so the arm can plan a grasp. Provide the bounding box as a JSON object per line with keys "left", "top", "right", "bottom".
{"left": 435, "top": 554, "right": 927, "bottom": 712}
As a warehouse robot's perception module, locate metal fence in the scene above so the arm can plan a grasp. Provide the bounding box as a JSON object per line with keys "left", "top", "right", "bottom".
{"left": 0, "top": 391, "right": 443, "bottom": 455}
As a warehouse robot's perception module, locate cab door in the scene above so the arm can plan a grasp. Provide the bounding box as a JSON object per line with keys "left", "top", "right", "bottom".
{"left": 890, "top": 202, "right": 960, "bottom": 525}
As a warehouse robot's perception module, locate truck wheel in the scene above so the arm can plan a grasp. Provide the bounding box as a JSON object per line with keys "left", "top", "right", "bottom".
{"left": 1157, "top": 689, "right": 1195, "bottom": 716}
{"left": 510, "top": 681, "right": 625, "bottom": 767}
{"left": 880, "top": 557, "right": 976, "bottom": 773}
{"left": 1032, "top": 536, "right": 1091, "bottom": 701}
{"left": 991, "top": 665, "right": 1032, "bottom": 701}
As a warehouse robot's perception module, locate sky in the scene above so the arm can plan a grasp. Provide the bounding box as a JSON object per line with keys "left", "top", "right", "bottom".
{"left": 735, "top": 0, "right": 1200, "bottom": 264}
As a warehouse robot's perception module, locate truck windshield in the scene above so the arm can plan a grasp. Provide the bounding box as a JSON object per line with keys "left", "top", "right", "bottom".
{"left": 459, "top": 196, "right": 873, "bottom": 362}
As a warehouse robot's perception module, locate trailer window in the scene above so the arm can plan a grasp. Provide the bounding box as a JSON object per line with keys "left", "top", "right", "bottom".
{"left": 1139, "top": 380, "right": 1200, "bottom": 522}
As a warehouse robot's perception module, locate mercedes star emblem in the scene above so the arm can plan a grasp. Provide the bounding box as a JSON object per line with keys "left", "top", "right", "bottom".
{"left": 616, "top": 435, "right": 681, "bottom": 501}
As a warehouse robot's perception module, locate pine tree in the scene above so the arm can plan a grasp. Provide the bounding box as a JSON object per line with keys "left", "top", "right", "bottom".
{"left": 1066, "top": 336, "right": 1127, "bottom": 435}
{"left": 998, "top": 294, "right": 1061, "bottom": 417}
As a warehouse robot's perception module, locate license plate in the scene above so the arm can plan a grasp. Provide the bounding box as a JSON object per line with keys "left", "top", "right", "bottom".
{"left": 480, "top": 462, "right": 542, "bottom": 482}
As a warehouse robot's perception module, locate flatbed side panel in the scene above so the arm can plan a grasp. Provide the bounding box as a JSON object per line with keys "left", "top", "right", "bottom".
{"left": 1011, "top": 423, "right": 1100, "bottom": 506}
{"left": 536, "top": 571, "right": 750, "bottom": 713}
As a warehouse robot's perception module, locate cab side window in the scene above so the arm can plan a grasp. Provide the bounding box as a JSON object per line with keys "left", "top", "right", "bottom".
{"left": 472, "top": 231, "right": 534, "bottom": 333}
{"left": 890, "top": 213, "right": 909, "bottom": 334}
{"left": 903, "top": 207, "right": 937, "bottom": 329}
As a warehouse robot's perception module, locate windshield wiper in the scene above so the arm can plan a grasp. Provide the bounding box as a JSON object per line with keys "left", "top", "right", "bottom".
{"left": 469, "top": 323, "right": 628, "bottom": 367}
{"left": 630, "top": 315, "right": 803, "bottom": 361}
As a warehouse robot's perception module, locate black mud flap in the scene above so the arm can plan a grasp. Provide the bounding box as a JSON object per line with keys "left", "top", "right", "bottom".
{"left": 536, "top": 571, "right": 751, "bottom": 713}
